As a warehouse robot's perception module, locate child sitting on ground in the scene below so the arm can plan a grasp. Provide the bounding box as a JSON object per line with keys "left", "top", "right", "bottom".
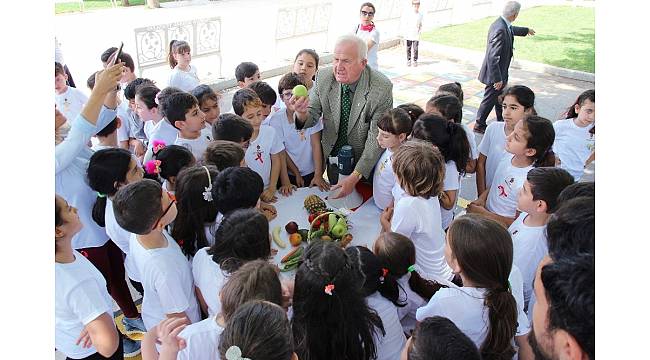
{"left": 380, "top": 140, "right": 454, "bottom": 284}
{"left": 373, "top": 107, "right": 412, "bottom": 210}
{"left": 468, "top": 115, "right": 556, "bottom": 227}
{"left": 113, "top": 179, "right": 201, "bottom": 332}
{"left": 232, "top": 88, "right": 290, "bottom": 202}
{"left": 267, "top": 72, "right": 327, "bottom": 190}
{"left": 509, "top": 167, "right": 574, "bottom": 314}
{"left": 203, "top": 140, "right": 246, "bottom": 171}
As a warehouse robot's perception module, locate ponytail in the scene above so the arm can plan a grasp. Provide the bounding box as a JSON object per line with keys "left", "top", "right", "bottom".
{"left": 481, "top": 288, "right": 518, "bottom": 360}
{"left": 408, "top": 270, "right": 443, "bottom": 300}
{"left": 447, "top": 121, "right": 470, "bottom": 174}
{"left": 87, "top": 148, "right": 134, "bottom": 228}
{"left": 168, "top": 40, "right": 177, "bottom": 68}
{"left": 348, "top": 246, "right": 406, "bottom": 307}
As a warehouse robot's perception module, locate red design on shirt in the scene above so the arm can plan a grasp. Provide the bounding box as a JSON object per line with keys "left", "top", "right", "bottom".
{"left": 498, "top": 185, "right": 507, "bottom": 197}
{"left": 80, "top": 250, "right": 89, "bottom": 258}
{"left": 255, "top": 145, "right": 264, "bottom": 164}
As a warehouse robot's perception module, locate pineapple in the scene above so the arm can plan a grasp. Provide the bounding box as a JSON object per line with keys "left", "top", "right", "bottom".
{"left": 304, "top": 194, "right": 327, "bottom": 214}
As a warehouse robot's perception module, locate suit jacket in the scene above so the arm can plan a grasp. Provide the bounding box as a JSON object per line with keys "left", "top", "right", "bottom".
{"left": 478, "top": 17, "right": 529, "bottom": 85}
{"left": 301, "top": 65, "right": 393, "bottom": 178}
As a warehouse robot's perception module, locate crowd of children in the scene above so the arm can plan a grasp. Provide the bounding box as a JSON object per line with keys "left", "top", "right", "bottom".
{"left": 55, "top": 29, "right": 595, "bottom": 360}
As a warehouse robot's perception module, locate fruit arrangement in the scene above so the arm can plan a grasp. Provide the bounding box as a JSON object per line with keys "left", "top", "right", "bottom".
{"left": 303, "top": 195, "right": 354, "bottom": 247}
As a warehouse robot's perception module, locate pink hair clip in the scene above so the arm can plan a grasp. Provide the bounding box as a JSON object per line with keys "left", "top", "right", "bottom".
{"left": 324, "top": 283, "right": 335, "bottom": 296}
{"left": 152, "top": 140, "right": 166, "bottom": 155}
{"left": 145, "top": 160, "right": 161, "bottom": 175}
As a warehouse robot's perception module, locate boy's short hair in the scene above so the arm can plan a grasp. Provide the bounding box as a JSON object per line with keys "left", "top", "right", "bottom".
{"left": 100, "top": 47, "right": 118, "bottom": 63}
{"left": 204, "top": 140, "right": 245, "bottom": 171}
{"left": 277, "top": 72, "right": 304, "bottom": 96}
{"left": 55, "top": 62, "right": 65, "bottom": 77}
{"left": 162, "top": 91, "right": 198, "bottom": 122}
{"left": 212, "top": 167, "right": 264, "bottom": 215}
{"left": 409, "top": 316, "right": 481, "bottom": 360}
{"left": 392, "top": 140, "right": 444, "bottom": 199}
{"left": 427, "top": 94, "right": 463, "bottom": 123}
{"left": 96, "top": 117, "right": 119, "bottom": 137}
{"left": 235, "top": 62, "right": 259, "bottom": 82}
{"left": 232, "top": 88, "right": 263, "bottom": 116}
{"left": 100, "top": 47, "right": 135, "bottom": 71}
{"left": 124, "top": 78, "right": 155, "bottom": 100}
{"left": 546, "top": 197, "right": 594, "bottom": 260}
{"left": 191, "top": 84, "right": 219, "bottom": 105}
{"left": 526, "top": 167, "right": 575, "bottom": 214}
{"left": 86, "top": 71, "right": 100, "bottom": 90}
{"left": 557, "top": 181, "right": 594, "bottom": 205}
{"left": 113, "top": 179, "right": 163, "bottom": 235}
{"left": 248, "top": 81, "right": 277, "bottom": 106}
{"left": 212, "top": 114, "right": 253, "bottom": 143}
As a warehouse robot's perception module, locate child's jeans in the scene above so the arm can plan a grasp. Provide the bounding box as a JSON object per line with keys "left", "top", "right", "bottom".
{"left": 406, "top": 40, "right": 419, "bottom": 62}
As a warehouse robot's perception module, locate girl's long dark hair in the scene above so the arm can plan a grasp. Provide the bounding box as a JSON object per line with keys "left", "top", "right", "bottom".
{"left": 373, "top": 232, "right": 439, "bottom": 300}
{"left": 448, "top": 215, "right": 518, "bottom": 360}
{"left": 347, "top": 246, "right": 405, "bottom": 307}
{"left": 412, "top": 114, "right": 470, "bottom": 174}
{"left": 292, "top": 240, "right": 384, "bottom": 360}
{"left": 566, "top": 89, "right": 595, "bottom": 135}
{"left": 171, "top": 165, "right": 219, "bottom": 258}
{"left": 87, "top": 148, "right": 133, "bottom": 227}
{"left": 523, "top": 115, "right": 556, "bottom": 167}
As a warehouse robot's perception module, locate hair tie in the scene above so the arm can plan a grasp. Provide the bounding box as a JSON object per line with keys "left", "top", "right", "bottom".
{"left": 145, "top": 160, "right": 161, "bottom": 175}
{"left": 202, "top": 166, "right": 213, "bottom": 202}
{"left": 499, "top": 281, "right": 512, "bottom": 293}
{"left": 407, "top": 265, "right": 416, "bottom": 273}
{"left": 154, "top": 91, "right": 162, "bottom": 106}
{"left": 97, "top": 192, "right": 106, "bottom": 198}
{"left": 225, "top": 346, "right": 251, "bottom": 360}
{"left": 152, "top": 140, "right": 166, "bottom": 155}
{"left": 379, "top": 268, "right": 389, "bottom": 284}
{"left": 324, "top": 283, "right": 335, "bottom": 296}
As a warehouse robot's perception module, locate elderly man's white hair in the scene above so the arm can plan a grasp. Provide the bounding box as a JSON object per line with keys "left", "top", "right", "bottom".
{"left": 502, "top": 1, "right": 521, "bottom": 18}
{"left": 335, "top": 35, "right": 368, "bottom": 60}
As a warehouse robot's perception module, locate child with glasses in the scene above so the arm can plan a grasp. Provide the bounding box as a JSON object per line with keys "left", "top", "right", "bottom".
{"left": 266, "top": 72, "right": 328, "bottom": 190}
{"left": 113, "top": 179, "right": 201, "bottom": 334}
{"left": 355, "top": 2, "right": 380, "bottom": 70}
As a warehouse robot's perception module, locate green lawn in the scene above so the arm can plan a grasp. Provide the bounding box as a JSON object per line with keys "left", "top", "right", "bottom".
{"left": 55, "top": 0, "right": 174, "bottom": 14}
{"left": 421, "top": 6, "right": 594, "bottom": 73}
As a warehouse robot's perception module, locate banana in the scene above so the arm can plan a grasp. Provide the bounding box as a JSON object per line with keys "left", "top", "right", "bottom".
{"left": 272, "top": 226, "right": 287, "bottom": 248}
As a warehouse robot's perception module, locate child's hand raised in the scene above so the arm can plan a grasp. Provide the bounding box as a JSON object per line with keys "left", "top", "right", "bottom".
{"left": 93, "top": 63, "right": 124, "bottom": 96}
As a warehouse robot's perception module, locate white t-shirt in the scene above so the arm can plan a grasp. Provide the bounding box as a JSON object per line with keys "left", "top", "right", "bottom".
{"left": 416, "top": 266, "right": 531, "bottom": 353}
{"left": 176, "top": 316, "right": 224, "bottom": 360}
{"left": 174, "top": 132, "right": 211, "bottom": 162}
{"left": 55, "top": 250, "right": 114, "bottom": 359}
{"left": 105, "top": 198, "right": 139, "bottom": 281}
{"left": 56, "top": 109, "right": 116, "bottom": 249}
{"left": 144, "top": 119, "right": 179, "bottom": 163}
{"left": 486, "top": 155, "right": 532, "bottom": 218}
{"left": 552, "top": 118, "right": 594, "bottom": 181}
{"left": 56, "top": 86, "right": 89, "bottom": 139}
{"left": 391, "top": 182, "right": 406, "bottom": 206}
{"left": 267, "top": 110, "right": 323, "bottom": 176}
{"left": 129, "top": 231, "right": 201, "bottom": 330}
{"left": 144, "top": 120, "right": 156, "bottom": 141}
{"left": 462, "top": 123, "right": 480, "bottom": 160}
{"left": 396, "top": 274, "right": 427, "bottom": 335}
{"left": 391, "top": 195, "right": 454, "bottom": 282}
{"left": 168, "top": 65, "right": 200, "bottom": 92}
{"left": 192, "top": 247, "right": 228, "bottom": 317}
{"left": 366, "top": 292, "right": 406, "bottom": 360}
{"left": 441, "top": 160, "right": 461, "bottom": 230}
{"left": 373, "top": 149, "right": 396, "bottom": 210}
{"left": 478, "top": 122, "right": 507, "bottom": 189}
{"left": 245, "top": 125, "right": 285, "bottom": 187}
{"left": 508, "top": 213, "right": 548, "bottom": 309}
{"left": 114, "top": 100, "right": 131, "bottom": 143}
{"left": 355, "top": 25, "right": 380, "bottom": 70}
{"left": 402, "top": 10, "right": 423, "bottom": 41}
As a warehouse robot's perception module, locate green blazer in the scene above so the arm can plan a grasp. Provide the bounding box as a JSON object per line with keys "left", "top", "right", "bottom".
{"left": 301, "top": 65, "right": 393, "bottom": 178}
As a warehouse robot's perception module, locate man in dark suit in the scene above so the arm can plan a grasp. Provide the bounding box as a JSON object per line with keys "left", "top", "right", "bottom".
{"left": 293, "top": 34, "right": 393, "bottom": 198}
{"left": 474, "top": 1, "right": 535, "bottom": 134}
